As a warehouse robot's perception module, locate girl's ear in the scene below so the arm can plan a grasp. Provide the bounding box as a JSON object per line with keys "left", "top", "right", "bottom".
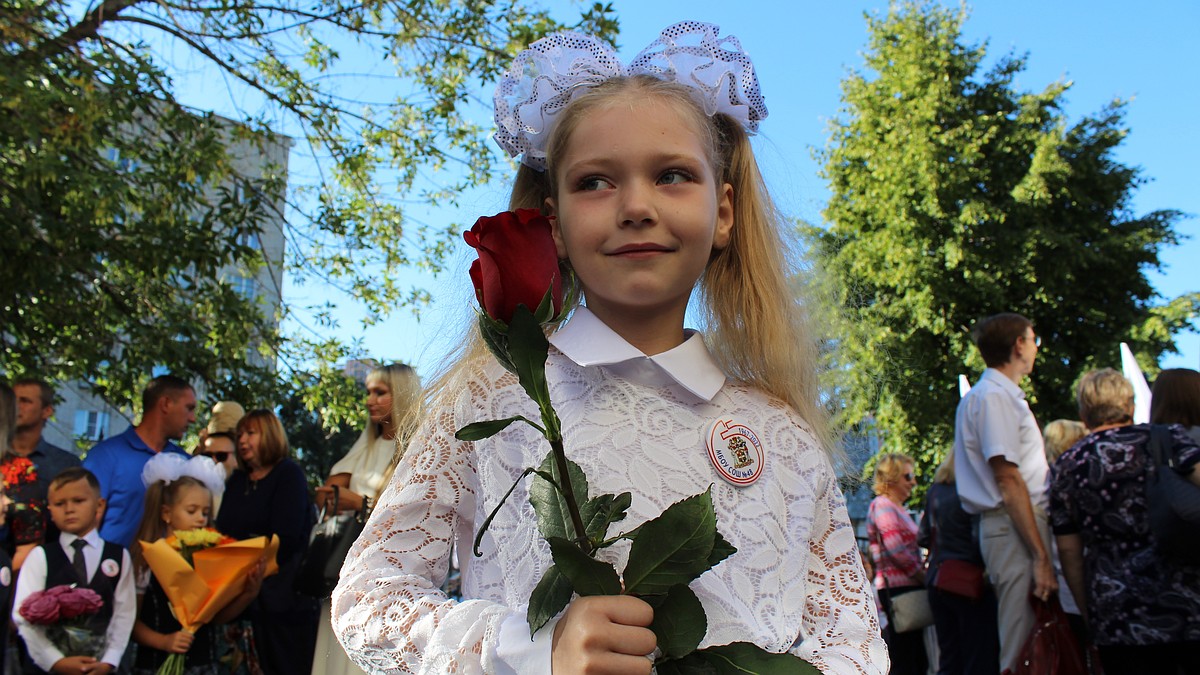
{"left": 712, "top": 183, "right": 734, "bottom": 250}
{"left": 545, "top": 197, "right": 568, "bottom": 259}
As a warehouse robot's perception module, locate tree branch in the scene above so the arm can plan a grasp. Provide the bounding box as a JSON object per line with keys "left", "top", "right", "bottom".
{"left": 22, "top": 0, "right": 148, "bottom": 61}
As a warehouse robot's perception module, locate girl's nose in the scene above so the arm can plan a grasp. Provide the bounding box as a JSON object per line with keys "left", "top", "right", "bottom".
{"left": 618, "top": 183, "right": 657, "bottom": 228}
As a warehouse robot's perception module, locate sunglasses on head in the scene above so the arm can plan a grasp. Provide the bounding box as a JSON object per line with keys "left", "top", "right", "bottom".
{"left": 201, "top": 451, "right": 231, "bottom": 463}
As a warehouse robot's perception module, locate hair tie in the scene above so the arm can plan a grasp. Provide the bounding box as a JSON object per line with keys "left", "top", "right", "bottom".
{"left": 494, "top": 20, "right": 768, "bottom": 171}
{"left": 141, "top": 452, "right": 227, "bottom": 498}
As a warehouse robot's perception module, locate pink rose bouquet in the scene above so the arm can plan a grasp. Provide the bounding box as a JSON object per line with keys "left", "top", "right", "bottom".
{"left": 19, "top": 585, "right": 106, "bottom": 658}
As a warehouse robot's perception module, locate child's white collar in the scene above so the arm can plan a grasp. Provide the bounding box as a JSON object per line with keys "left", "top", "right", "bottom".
{"left": 548, "top": 307, "right": 726, "bottom": 402}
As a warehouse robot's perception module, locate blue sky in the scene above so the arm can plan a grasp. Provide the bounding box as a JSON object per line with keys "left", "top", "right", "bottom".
{"left": 166, "top": 1, "right": 1200, "bottom": 376}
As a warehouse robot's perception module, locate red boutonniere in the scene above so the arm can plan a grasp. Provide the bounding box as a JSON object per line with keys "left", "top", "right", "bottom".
{"left": 1, "top": 457, "right": 38, "bottom": 488}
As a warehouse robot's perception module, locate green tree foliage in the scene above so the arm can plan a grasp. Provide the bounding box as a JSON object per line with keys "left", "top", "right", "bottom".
{"left": 1, "top": 0, "right": 617, "bottom": 418}
{"left": 278, "top": 376, "right": 361, "bottom": 489}
{"left": 811, "top": 2, "right": 1197, "bottom": 480}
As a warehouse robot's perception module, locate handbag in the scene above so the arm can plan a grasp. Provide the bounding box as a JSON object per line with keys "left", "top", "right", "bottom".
{"left": 889, "top": 587, "right": 934, "bottom": 633}
{"left": 872, "top": 516, "right": 934, "bottom": 633}
{"left": 928, "top": 488, "right": 986, "bottom": 600}
{"left": 1146, "top": 425, "right": 1200, "bottom": 564}
{"left": 933, "top": 558, "right": 985, "bottom": 600}
{"left": 1003, "top": 595, "right": 1089, "bottom": 675}
{"left": 295, "top": 486, "right": 369, "bottom": 598}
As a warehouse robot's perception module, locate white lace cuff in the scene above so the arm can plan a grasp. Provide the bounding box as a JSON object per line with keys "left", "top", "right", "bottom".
{"left": 493, "top": 611, "right": 557, "bottom": 675}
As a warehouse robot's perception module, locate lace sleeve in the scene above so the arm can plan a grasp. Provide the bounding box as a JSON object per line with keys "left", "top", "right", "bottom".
{"left": 794, "top": 468, "right": 890, "bottom": 674}
{"left": 331, "top": 382, "right": 509, "bottom": 674}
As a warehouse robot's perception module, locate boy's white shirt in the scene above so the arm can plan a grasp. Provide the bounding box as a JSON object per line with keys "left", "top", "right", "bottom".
{"left": 12, "top": 528, "right": 137, "bottom": 670}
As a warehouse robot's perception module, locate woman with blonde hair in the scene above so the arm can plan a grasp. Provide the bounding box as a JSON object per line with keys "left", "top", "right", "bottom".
{"left": 312, "top": 363, "right": 420, "bottom": 675}
{"left": 1043, "top": 419, "right": 1087, "bottom": 465}
{"left": 868, "top": 452, "right": 927, "bottom": 675}
{"left": 1050, "top": 368, "right": 1200, "bottom": 674}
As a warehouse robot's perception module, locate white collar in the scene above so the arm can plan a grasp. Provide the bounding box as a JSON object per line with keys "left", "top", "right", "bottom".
{"left": 981, "top": 367, "right": 1025, "bottom": 400}
{"left": 59, "top": 528, "right": 102, "bottom": 550}
{"left": 548, "top": 307, "right": 726, "bottom": 401}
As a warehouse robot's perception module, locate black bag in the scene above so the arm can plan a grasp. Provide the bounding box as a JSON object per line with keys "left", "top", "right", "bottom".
{"left": 295, "top": 486, "right": 368, "bottom": 598}
{"left": 1146, "top": 425, "right": 1200, "bottom": 564}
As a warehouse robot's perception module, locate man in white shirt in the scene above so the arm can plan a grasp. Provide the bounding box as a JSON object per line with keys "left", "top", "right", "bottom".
{"left": 953, "top": 313, "right": 1057, "bottom": 673}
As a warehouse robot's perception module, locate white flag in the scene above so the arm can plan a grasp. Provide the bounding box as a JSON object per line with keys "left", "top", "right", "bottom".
{"left": 1120, "top": 342, "right": 1152, "bottom": 424}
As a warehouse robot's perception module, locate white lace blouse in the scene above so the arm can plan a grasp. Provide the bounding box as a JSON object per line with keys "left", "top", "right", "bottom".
{"left": 332, "top": 313, "right": 887, "bottom": 674}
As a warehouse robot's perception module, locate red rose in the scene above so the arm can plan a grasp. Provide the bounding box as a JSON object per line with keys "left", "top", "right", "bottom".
{"left": 463, "top": 209, "right": 563, "bottom": 324}
{"left": 19, "top": 589, "right": 61, "bottom": 625}
{"left": 58, "top": 587, "right": 103, "bottom": 619}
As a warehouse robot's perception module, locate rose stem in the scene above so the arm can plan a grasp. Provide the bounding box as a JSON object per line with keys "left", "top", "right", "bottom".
{"left": 549, "top": 438, "right": 592, "bottom": 555}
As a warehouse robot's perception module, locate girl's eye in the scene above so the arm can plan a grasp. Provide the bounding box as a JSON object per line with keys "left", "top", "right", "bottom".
{"left": 658, "top": 169, "right": 693, "bottom": 185}
{"left": 578, "top": 176, "right": 612, "bottom": 191}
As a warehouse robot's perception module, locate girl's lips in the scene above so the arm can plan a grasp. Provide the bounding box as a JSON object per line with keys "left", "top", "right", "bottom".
{"left": 607, "top": 243, "right": 673, "bottom": 256}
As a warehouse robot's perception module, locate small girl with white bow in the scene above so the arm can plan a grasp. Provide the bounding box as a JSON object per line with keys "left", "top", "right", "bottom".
{"left": 131, "top": 454, "right": 262, "bottom": 675}
{"left": 333, "top": 21, "right": 886, "bottom": 674}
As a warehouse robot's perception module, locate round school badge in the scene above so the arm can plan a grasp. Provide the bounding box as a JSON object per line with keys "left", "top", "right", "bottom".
{"left": 101, "top": 558, "right": 120, "bottom": 578}
{"left": 0, "top": 566, "right": 10, "bottom": 587}
{"left": 706, "top": 419, "right": 765, "bottom": 487}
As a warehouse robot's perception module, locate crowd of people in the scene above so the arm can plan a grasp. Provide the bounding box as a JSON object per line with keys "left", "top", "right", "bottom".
{"left": 866, "top": 313, "right": 1200, "bottom": 675}
{"left": 0, "top": 363, "right": 417, "bottom": 674}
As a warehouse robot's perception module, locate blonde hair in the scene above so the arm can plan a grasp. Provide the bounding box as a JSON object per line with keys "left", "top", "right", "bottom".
{"left": 1042, "top": 419, "right": 1087, "bottom": 463}
{"left": 1076, "top": 368, "right": 1134, "bottom": 430}
{"left": 490, "top": 76, "right": 834, "bottom": 457}
{"left": 368, "top": 363, "right": 422, "bottom": 486}
{"left": 131, "top": 476, "right": 212, "bottom": 575}
{"left": 872, "top": 452, "right": 914, "bottom": 496}
{"left": 932, "top": 452, "right": 955, "bottom": 485}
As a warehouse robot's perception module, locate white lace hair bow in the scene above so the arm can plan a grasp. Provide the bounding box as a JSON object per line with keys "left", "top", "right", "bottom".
{"left": 141, "top": 452, "right": 226, "bottom": 498}
{"left": 494, "top": 20, "right": 768, "bottom": 171}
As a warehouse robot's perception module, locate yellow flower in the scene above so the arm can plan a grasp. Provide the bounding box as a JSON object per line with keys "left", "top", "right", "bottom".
{"left": 175, "top": 528, "right": 223, "bottom": 547}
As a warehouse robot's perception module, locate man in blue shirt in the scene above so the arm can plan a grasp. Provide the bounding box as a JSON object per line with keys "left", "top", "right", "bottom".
{"left": 83, "top": 375, "right": 196, "bottom": 547}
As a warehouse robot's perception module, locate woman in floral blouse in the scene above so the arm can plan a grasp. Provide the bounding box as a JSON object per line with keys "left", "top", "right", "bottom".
{"left": 1050, "top": 368, "right": 1200, "bottom": 675}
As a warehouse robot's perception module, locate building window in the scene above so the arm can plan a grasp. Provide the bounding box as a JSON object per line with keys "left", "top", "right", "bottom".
{"left": 232, "top": 273, "right": 258, "bottom": 300}
{"left": 74, "top": 410, "right": 110, "bottom": 442}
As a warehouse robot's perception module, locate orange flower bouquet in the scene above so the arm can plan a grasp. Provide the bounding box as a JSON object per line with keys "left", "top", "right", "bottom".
{"left": 139, "top": 529, "right": 279, "bottom": 675}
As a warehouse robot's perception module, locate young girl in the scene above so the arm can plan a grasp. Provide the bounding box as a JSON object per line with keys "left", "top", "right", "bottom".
{"left": 333, "top": 21, "right": 886, "bottom": 674}
{"left": 132, "top": 454, "right": 262, "bottom": 675}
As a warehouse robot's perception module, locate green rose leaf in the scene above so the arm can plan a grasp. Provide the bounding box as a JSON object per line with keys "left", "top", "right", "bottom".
{"left": 708, "top": 530, "right": 737, "bottom": 569}
{"left": 583, "top": 491, "right": 632, "bottom": 544}
{"left": 623, "top": 489, "right": 718, "bottom": 596}
{"left": 477, "top": 311, "right": 516, "bottom": 375}
{"left": 455, "top": 415, "right": 545, "bottom": 441}
{"left": 656, "top": 642, "right": 820, "bottom": 674}
{"left": 527, "top": 565, "right": 573, "bottom": 637}
{"left": 530, "top": 452, "right": 590, "bottom": 541}
{"left": 648, "top": 584, "right": 707, "bottom": 659}
{"left": 547, "top": 537, "right": 621, "bottom": 596}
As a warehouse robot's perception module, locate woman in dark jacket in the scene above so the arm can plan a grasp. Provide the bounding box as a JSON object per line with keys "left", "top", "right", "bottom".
{"left": 918, "top": 454, "right": 999, "bottom": 675}
{"left": 1051, "top": 368, "right": 1200, "bottom": 675}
